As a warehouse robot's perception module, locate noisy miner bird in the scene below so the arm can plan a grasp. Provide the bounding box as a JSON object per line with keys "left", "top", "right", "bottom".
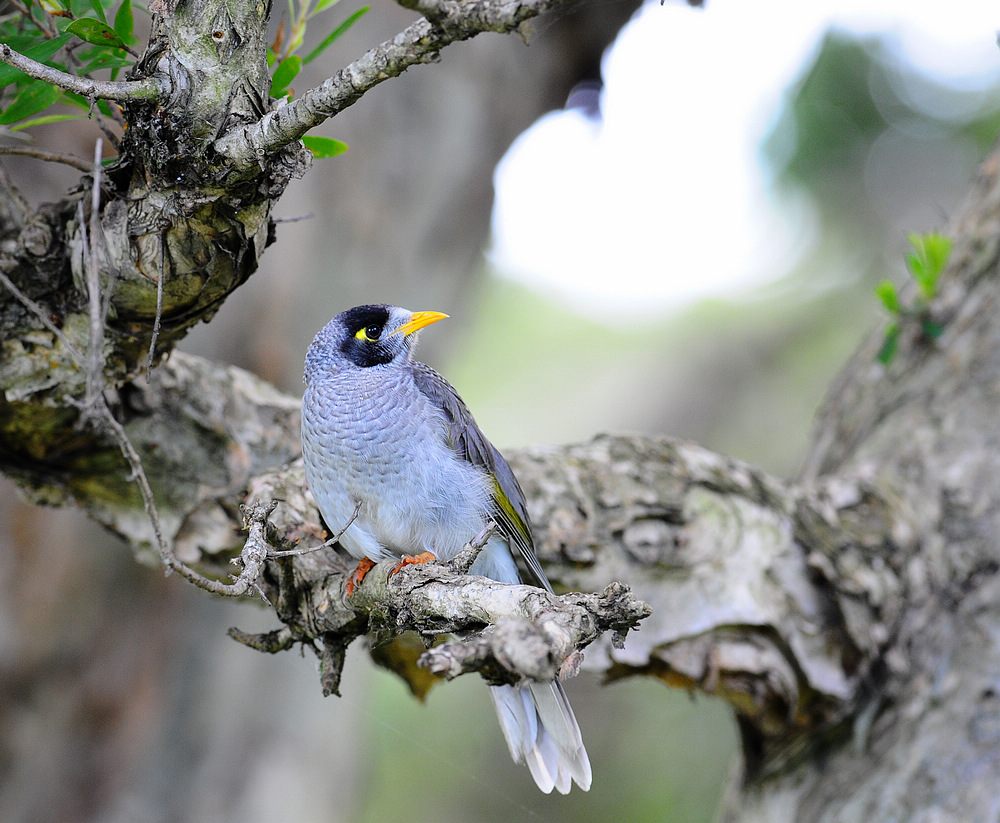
{"left": 300, "top": 304, "right": 592, "bottom": 794}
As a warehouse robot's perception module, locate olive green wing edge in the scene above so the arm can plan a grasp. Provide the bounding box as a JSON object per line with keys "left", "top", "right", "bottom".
{"left": 411, "top": 362, "right": 553, "bottom": 592}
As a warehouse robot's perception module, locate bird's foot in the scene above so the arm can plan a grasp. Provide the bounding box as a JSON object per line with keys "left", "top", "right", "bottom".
{"left": 388, "top": 552, "right": 436, "bottom": 580}
{"left": 345, "top": 557, "right": 377, "bottom": 596}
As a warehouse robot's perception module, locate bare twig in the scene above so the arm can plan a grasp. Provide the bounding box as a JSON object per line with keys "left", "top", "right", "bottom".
{"left": 214, "top": 0, "right": 572, "bottom": 165}
{"left": 268, "top": 501, "right": 361, "bottom": 557}
{"left": 146, "top": 230, "right": 166, "bottom": 379}
{"left": 0, "top": 44, "right": 166, "bottom": 101}
{"left": 271, "top": 212, "right": 314, "bottom": 223}
{"left": 446, "top": 520, "right": 496, "bottom": 573}
{"left": 0, "top": 145, "right": 93, "bottom": 172}
{"left": 72, "top": 139, "right": 261, "bottom": 596}
{"left": 79, "top": 140, "right": 105, "bottom": 415}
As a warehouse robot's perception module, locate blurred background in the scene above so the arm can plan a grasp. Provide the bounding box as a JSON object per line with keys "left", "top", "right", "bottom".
{"left": 2, "top": 0, "right": 999, "bottom": 820}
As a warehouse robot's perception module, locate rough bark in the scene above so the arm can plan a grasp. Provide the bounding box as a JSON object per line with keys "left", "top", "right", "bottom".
{"left": 2, "top": 0, "right": 999, "bottom": 819}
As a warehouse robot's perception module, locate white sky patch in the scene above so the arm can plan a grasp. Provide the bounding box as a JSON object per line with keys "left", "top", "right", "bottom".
{"left": 490, "top": 0, "right": 1000, "bottom": 319}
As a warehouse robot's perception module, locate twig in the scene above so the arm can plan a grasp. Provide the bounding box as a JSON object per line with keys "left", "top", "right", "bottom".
{"left": 272, "top": 212, "right": 314, "bottom": 223}
{"left": 268, "top": 501, "right": 361, "bottom": 557}
{"left": 72, "top": 138, "right": 255, "bottom": 596}
{"left": 214, "top": 0, "right": 570, "bottom": 164}
{"left": 0, "top": 145, "right": 93, "bottom": 172}
{"left": 447, "top": 520, "right": 496, "bottom": 573}
{"left": 0, "top": 262, "right": 83, "bottom": 362}
{"left": 146, "top": 230, "right": 166, "bottom": 379}
{"left": 80, "top": 139, "right": 105, "bottom": 415}
{"left": 0, "top": 43, "right": 165, "bottom": 101}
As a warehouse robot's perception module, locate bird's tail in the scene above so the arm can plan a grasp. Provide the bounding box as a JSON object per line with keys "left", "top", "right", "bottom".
{"left": 489, "top": 680, "right": 592, "bottom": 794}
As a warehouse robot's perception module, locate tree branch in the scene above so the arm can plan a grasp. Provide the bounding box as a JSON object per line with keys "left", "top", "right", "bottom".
{"left": 214, "top": 0, "right": 578, "bottom": 165}
{"left": 0, "top": 145, "right": 93, "bottom": 172}
{"left": 0, "top": 44, "right": 166, "bottom": 101}
{"left": 228, "top": 507, "right": 650, "bottom": 696}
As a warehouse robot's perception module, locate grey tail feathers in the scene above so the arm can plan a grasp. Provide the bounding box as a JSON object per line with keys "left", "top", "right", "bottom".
{"left": 490, "top": 680, "right": 592, "bottom": 794}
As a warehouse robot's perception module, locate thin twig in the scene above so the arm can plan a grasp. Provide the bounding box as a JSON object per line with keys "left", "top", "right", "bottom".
{"left": 0, "top": 263, "right": 83, "bottom": 362}
{"left": 0, "top": 43, "right": 165, "bottom": 101}
{"left": 271, "top": 212, "right": 314, "bottom": 223}
{"left": 146, "top": 230, "right": 166, "bottom": 379}
{"left": 268, "top": 501, "right": 362, "bottom": 557}
{"left": 0, "top": 145, "right": 93, "bottom": 172}
{"left": 80, "top": 139, "right": 105, "bottom": 415}
{"left": 73, "top": 139, "right": 175, "bottom": 579}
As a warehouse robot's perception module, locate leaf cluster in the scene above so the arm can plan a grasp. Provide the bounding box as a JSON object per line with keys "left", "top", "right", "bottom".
{"left": 875, "top": 232, "right": 951, "bottom": 364}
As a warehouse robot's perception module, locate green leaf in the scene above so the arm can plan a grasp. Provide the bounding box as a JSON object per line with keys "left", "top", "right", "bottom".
{"left": 9, "top": 111, "right": 87, "bottom": 131}
{"left": 302, "top": 135, "right": 349, "bottom": 158}
{"left": 66, "top": 17, "right": 126, "bottom": 49}
{"left": 311, "top": 0, "right": 341, "bottom": 16}
{"left": 874, "top": 279, "right": 900, "bottom": 315}
{"left": 0, "top": 80, "right": 61, "bottom": 125}
{"left": 270, "top": 54, "right": 301, "bottom": 98}
{"left": 905, "top": 231, "right": 951, "bottom": 301}
{"left": 86, "top": 0, "right": 108, "bottom": 23}
{"left": 0, "top": 34, "right": 74, "bottom": 88}
{"left": 303, "top": 6, "right": 368, "bottom": 65}
{"left": 113, "top": 0, "right": 135, "bottom": 43}
{"left": 39, "top": 0, "right": 69, "bottom": 15}
{"left": 876, "top": 323, "right": 899, "bottom": 365}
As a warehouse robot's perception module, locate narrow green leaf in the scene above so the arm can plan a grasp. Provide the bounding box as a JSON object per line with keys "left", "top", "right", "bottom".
{"left": 66, "top": 17, "right": 126, "bottom": 49}
{"left": 302, "top": 135, "right": 349, "bottom": 158}
{"left": 0, "top": 34, "right": 74, "bottom": 88}
{"left": 86, "top": 0, "right": 108, "bottom": 23}
{"left": 9, "top": 112, "right": 87, "bottom": 131}
{"left": 310, "top": 0, "right": 342, "bottom": 17}
{"left": 0, "top": 81, "right": 61, "bottom": 125}
{"left": 303, "top": 6, "right": 369, "bottom": 65}
{"left": 876, "top": 323, "right": 899, "bottom": 365}
{"left": 270, "top": 54, "right": 301, "bottom": 98}
{"left": 906, "top": 231, "right": 951, "bottom": 301}
{"left": 113, "top": 0, "right": 135, "bottom": 43}
{"left": 874, "top": 279, "right": 900, "bottom": 315}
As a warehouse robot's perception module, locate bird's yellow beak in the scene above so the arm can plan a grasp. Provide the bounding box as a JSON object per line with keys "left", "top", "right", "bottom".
{"left": 394, "top": 310, "right": 449, "bottom": 337}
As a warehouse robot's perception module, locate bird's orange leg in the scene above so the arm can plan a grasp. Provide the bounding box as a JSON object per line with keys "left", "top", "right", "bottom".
{"left": 389, "top": 552, "right": 436, "bottom": 578}
{"left": 345, "top": 557, "right": 377, "bottom": 596}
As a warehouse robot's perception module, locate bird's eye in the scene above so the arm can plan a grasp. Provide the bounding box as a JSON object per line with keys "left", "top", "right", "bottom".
{"left": 355, "top": 324, "right": 383, "bottom": 342}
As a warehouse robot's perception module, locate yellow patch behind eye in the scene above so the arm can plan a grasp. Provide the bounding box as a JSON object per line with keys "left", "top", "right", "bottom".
{"left": 355, "top": 328, "right": 369, "bottom": 341}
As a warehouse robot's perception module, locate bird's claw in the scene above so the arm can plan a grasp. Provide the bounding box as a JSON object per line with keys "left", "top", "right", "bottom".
{"left": 344, "top": 556, "right": 377, "bottom": 596}
{"left": 388, "top": 551, "right": 436, "bottom": 580}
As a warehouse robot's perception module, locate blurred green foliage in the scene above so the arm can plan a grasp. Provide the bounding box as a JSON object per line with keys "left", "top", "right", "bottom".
{"left": 875, "top": 231, "right": 951, "bottom": 364}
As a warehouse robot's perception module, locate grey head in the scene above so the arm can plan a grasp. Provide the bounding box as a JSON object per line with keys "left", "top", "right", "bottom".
{"left": 304, "top": 304, "right": 448, "bottom": 385}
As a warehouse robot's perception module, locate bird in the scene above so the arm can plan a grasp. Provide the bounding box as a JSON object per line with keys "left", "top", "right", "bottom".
{"left": 300, "top": 304, "right": 592, "bottom": 794}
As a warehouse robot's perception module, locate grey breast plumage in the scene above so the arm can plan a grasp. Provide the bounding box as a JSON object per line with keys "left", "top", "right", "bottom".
{"left": 300, "top": 304, "right": 592, "bottom": 793}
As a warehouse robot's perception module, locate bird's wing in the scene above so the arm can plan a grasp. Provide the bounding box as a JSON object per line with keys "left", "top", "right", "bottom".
{"left": 411, "top": 362, "right": 552, "bottom": 592}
